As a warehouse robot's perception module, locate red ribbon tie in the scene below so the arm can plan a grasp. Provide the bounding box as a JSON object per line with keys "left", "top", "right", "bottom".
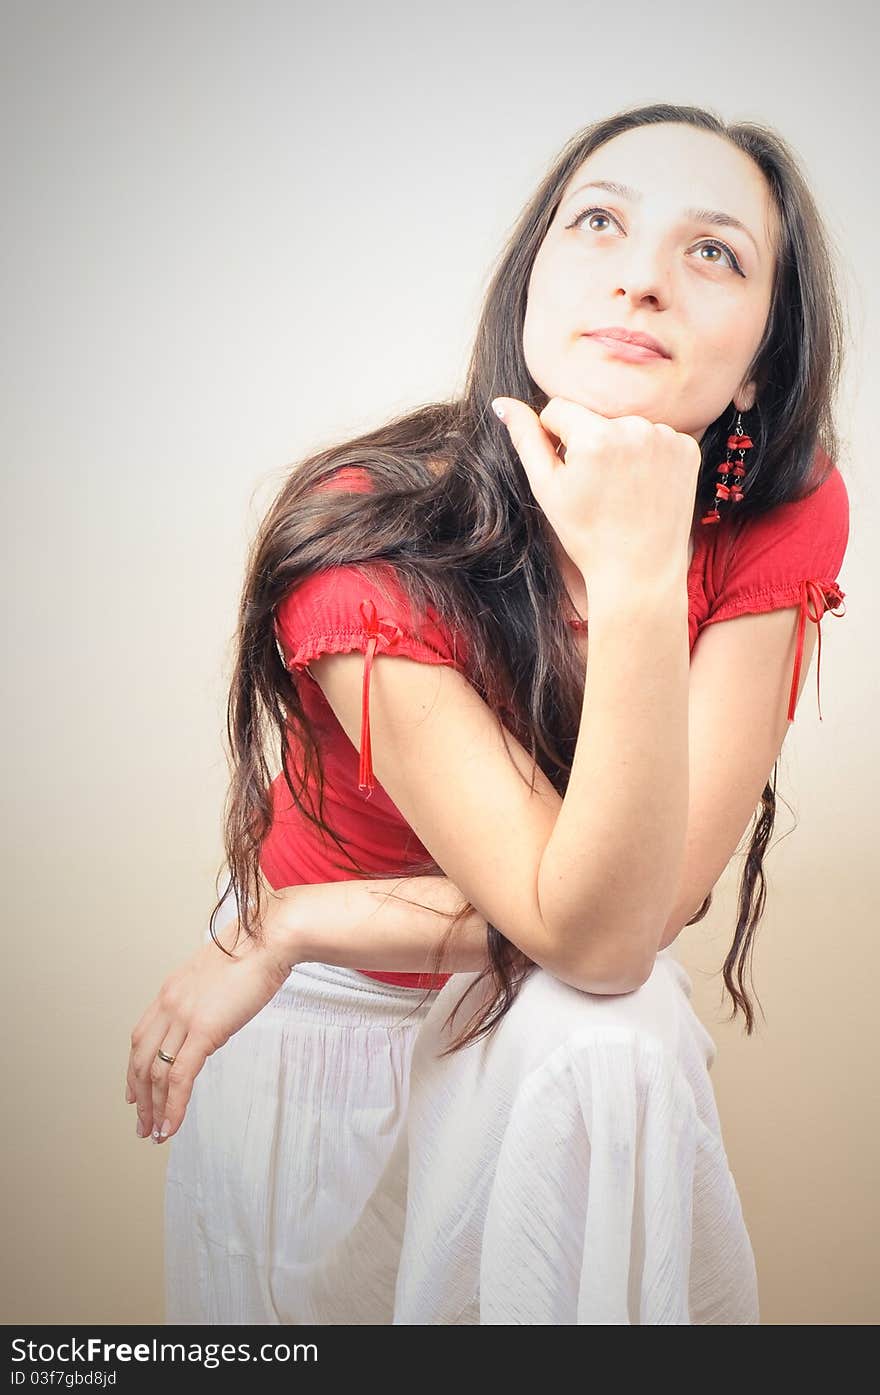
{"left": 787, "top": 580, "right": 846, "bottom": 724}
{"left": 358, "top": 598, "right": 403, "bottom": 796}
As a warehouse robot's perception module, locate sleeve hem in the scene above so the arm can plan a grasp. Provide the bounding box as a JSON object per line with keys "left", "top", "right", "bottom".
{"left": 285, "top": 629, "right": 465, "bottom": 674}
{"left": 700, "top": 577, "right": 847, "bottom": 725}
{"left": 704, "top": 578, "right": 845, "bottom": 628}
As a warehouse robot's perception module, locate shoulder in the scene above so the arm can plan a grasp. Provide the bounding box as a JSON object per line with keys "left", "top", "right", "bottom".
{"left": 745, "top": 457, "right": 847, "bottom": 543}
{"left": 716, "top": 458, "right": 849, "bottom": 596}
{"left": 274, "top": 560, "right": 470, "bottom": 681}
{"left": 748, "top": 459, "right": 848, "bottom": 538}
{"left": 277, "top": 459, "right": 465, "bottom": 668}
{"left": 310, "top": 457, "right": 451, "bottom": 495}
{"left": 310, "top": 465, "right": 376, "bottom": 494}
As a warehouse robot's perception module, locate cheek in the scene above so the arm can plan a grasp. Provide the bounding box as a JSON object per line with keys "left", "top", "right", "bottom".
{"left": 533, "top": 250, "right": 580, "bottom": 319}
{"left": 523, "top": 260, "right": 571, "bottom": 365}
{"left": 522, "top": 294, "right": 550, "bottom": 371}
{"left": 689, "top": 291, "right": 760, "bottom": 360}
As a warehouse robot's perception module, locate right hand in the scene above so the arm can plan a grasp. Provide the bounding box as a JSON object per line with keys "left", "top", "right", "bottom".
{"left": 125, "top": 913, "right": 292, "bottom": 1146}
{"left": 493, "top": 395, "right": 702, "bottom": 594}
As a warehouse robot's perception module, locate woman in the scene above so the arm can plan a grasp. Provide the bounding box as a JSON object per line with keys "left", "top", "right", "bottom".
{"left": 126, "top": 102, "right": 850, "bottom": 1324}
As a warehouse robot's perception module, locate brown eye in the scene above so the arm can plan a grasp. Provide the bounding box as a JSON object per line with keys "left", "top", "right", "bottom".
{"left": 569, "top": 206, "right": 617, "bottom": 234}
{"left": 694, "top": 240, "right": 742, "bottom": 272}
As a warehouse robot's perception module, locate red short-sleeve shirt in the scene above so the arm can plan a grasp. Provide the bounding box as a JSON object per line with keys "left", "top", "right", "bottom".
{"left": 687, "top": 455, "right": 849, "bottom": 722}
{"left": 260, "top": 458, "right": 849, "bottom": 991}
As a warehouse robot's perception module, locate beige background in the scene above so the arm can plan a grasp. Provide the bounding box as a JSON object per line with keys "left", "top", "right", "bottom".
{"left": 3, "top": 0, "right": 877, "bottom": 1324}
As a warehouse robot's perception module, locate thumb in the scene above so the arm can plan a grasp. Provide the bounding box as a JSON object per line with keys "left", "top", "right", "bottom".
{"left": 491, "top": 397, "right": 563, "bottom": 475}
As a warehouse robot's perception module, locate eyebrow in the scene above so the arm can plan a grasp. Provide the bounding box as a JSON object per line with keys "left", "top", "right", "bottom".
{"left": 562, "top": 179, "right": 761, "bottom": 257}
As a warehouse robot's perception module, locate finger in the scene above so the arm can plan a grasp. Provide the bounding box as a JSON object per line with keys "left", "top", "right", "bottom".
{"left": 128, "top": 1008, "right": 156, "bottom": 1132}
{"left": 155, "top": 1032, "right": 212, "bottom": 1143}
{"left": 149, "top": 1030, "right": 188, "bottom": 1143}
{"left": 126, "top": 1059, "right": 144, "bottom": 1123}
{"left": 130, "top": 1005, "right": 171, "bottom": 1140}
{"left": 491, "top": 397, "right": 562, "bottom": 478}
{"left": 126, "top": 1057, "right": 150, "bottom": 1129}
{"left": 126, "top": 1040, "right": 146, "bottom": 1107}
{"left": 538, "top": 395, "right": 616, "bottom": 449}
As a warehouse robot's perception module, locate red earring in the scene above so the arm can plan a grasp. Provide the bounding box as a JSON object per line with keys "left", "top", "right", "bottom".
{"left": 700, "top": 408, "right": 753, "bottom": 525}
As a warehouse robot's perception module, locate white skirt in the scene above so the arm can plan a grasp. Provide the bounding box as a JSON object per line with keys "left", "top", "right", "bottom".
{"left": 165, "top": 888, "right": 760, "bottom": 1325}
{"left": 164, "top": 883, "right": 440, "bottom": 1325}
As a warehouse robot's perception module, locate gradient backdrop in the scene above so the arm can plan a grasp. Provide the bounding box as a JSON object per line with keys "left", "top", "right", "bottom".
{"left": 2, "top": 0, "right": 877, "bottom": 1324}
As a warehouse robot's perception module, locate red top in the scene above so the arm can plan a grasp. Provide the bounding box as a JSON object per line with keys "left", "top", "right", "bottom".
{"left": 262, "top": 458, "right": 849, "bottom": 991}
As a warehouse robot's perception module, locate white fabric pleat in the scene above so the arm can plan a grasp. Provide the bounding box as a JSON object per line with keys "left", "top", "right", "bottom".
{"left": 164, "top": 888, "right": 759, "bottom": 1325}
{"left": 298, "top": 950, "right": 759, "bottom": 1325}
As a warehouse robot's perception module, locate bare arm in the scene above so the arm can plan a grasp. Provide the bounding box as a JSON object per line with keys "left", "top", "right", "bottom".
{"left": 536, "top": 577, "right": 691, "bottom": 985}
{"left": 262, "top": 873, "right": 491, "bottom": 978}
{"left": 259, "top": 577, "right": 688, "bottom": 992}
{"left": 289, "top": 572, "right": 688, "bottom": 995}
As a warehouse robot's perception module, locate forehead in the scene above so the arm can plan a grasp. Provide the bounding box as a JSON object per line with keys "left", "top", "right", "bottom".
{"left": 560, "top": 124, "right": 777, "bottom": 254}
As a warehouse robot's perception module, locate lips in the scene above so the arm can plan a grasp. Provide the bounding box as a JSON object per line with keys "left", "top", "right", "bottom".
{"left": 584, "top": 326, "right": 671, "bottom": 358}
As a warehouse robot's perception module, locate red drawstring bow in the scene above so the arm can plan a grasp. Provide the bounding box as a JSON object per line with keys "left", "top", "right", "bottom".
{"left": 788, "top": 580, "right": 846, "bottom": 723}
{"left": 358, "top": 598, "right": 404, "bottom": 797}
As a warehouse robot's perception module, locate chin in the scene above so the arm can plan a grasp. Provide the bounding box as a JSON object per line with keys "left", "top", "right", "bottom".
{"left": 569, "top": 391, "right": 657, "bottom": 420}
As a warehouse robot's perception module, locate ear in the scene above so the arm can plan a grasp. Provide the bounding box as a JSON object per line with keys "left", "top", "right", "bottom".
{"left": 734, "top": 378, "right": 758, "bottom": 412}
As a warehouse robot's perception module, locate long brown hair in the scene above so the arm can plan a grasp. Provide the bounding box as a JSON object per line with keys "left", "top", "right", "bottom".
{"left": 212, "top": 101, "right": 847, "bottom": 1048}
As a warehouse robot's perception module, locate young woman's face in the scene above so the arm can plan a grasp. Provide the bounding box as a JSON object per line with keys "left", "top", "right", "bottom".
{"left": 522, "top": 123, "right": 780, "bottom": 443}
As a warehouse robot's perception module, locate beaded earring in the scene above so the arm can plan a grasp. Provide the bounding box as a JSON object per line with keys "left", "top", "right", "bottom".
{"left": 700, "top": 407, "right": 753, "bottom": 525}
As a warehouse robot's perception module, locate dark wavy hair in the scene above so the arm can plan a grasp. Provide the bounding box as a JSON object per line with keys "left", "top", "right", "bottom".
{"left": 211, "top": 101, "right": 847, "bottom": 1048}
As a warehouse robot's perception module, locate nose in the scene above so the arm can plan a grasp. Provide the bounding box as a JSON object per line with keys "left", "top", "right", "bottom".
{"left": 610, "top": 245, "right": 672, "bottom": 308}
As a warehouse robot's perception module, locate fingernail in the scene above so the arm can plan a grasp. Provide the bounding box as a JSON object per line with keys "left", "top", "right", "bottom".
{"left": 151, "top": 1124, "right": 160, "bottom": 1141}
{"left": 136, "top": 1119, "right": 144, "bottom": 1137}
{"left": 160, "top": 1119, "right": 171, "bottom": 1139}
{"left": 491, "top": 398, "right": 506, "bottom": 421}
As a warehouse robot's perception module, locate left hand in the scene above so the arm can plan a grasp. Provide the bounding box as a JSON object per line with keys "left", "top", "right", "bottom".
{"left": 125, "top": 916, "right": 292, "bottom": 1145}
